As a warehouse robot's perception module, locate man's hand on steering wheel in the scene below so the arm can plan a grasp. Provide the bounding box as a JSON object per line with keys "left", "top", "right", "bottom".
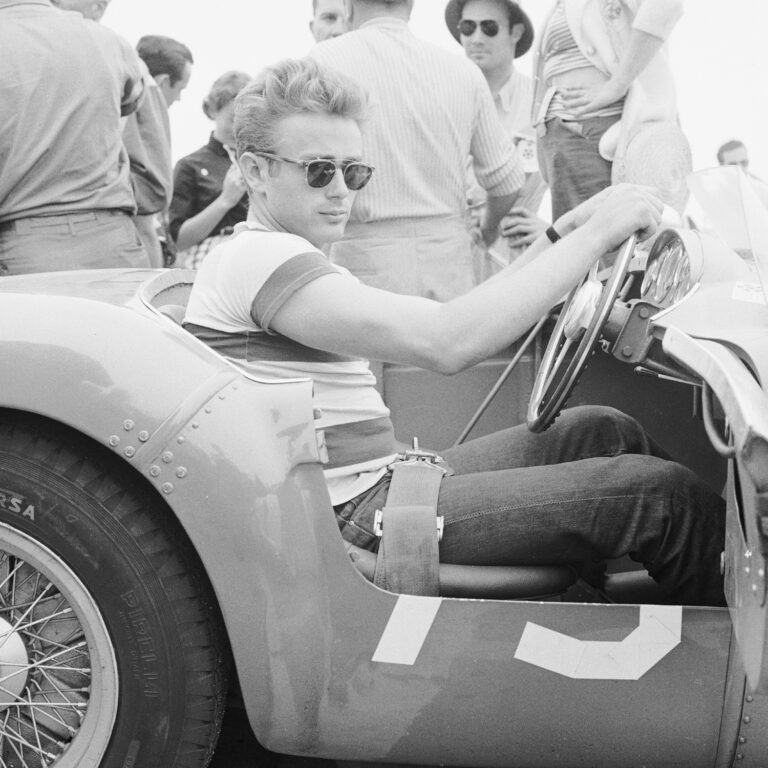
{"left": 526, "top": 184, "right": 664, "bottom": 433}
{"left": 556, "top": 184, "right": 665, "bottom": 251}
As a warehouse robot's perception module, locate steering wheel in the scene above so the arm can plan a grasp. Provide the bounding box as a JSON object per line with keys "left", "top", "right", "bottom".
{"left": 526, "top": 234, "right": 638, "bottom": 433}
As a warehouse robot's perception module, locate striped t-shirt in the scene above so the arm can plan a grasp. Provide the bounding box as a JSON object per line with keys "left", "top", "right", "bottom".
{"left": 183, "top": 222, "right": 399, "bottom": 505}
{"left": 541, "top": 1, "right": 624, "bottom": 121}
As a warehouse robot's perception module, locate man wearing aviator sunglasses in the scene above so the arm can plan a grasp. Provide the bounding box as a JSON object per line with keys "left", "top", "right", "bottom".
{"left": 185, "top": 58, "right": 725, "bottom": 609}
{"left": 446, "top": 0, "right": 547, "bottom": 280}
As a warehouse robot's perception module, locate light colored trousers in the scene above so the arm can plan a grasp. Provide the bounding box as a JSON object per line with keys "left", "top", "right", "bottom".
{"left": 0, "top": 210, "right": 150, "bottom": 275}
{"left": 328, "top": 215, "right": 475, "bottom": 302}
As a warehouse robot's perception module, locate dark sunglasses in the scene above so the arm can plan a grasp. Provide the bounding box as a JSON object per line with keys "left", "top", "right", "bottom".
{"left": 458, "top": 19, "right": 500, "bottom": 37}
{"left": 255, "top": 152, "right": 374, "bottom": 191}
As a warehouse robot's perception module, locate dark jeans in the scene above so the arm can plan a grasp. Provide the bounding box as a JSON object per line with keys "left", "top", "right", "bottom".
{"left": 335, "top": 406, "right": 725, "bottom": 606}
{"left": 537, "top": 115, "right": 620, "bottom": 221}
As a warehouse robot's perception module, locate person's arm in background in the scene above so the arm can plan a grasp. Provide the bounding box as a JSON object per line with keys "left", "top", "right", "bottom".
{"left": 117, "top": 37, "right": 145, "bottom": 117}
{"left": 500, "top": 205, "right": 548, "bottom": 248}
{"left": 562, "top": 0, "right": 684, "bottom": 115}
{"left": 469, "top": 67, "right": 526, "bottom": 246}
{"left": 561, "top": 29, "right": 665, "bottom": 114}
{"left": 173, "top": 164, "right": 247, "bottom": 251}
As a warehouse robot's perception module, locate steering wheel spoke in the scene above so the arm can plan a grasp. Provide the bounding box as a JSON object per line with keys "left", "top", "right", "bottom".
{"left": 543, "top": 336, "right": 574, "bottom": 396}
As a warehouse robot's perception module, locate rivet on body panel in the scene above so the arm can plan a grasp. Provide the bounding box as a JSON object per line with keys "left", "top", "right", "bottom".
{"left": 123, "top": 420, "right": 135, "bottom": 431}
{"left": 124, "top": 447, "right": 136, "bottom": 458}
{"left": 162, "top": 451, "right": 174, "bottom": 464}
{"left": 108, "top": 436, "right": 120, "bottom": 447}
{"left": 149, "top": 466, "right": 161, "bottom": 477}
{"left": 161, "top": 483, "right": 174, "bottom": 494}
{"left": 176, "top": 467, "right": 187, "bottom": 478}
{"left": 138, "top": 430, "right": 150, "bottom": 442}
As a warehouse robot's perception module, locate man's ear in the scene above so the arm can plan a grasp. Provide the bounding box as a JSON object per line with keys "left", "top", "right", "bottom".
{"left": 238, "top": 152, "right": 269, "bottom": 194}
{"left": 510, "top": 22, "right": 525, "bottom": 45}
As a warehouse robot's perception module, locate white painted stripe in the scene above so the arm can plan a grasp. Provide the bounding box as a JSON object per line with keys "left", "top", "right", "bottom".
{"left": 514, "top": 605, "right": 682, "bottom": 680}
{"left": 371, "top": 595, "right": 442, "bottom": 665}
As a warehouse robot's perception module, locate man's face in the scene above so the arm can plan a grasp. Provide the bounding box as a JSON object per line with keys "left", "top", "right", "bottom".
{"left": 460, "top": 0, "right": 521, "bottom": 75}
{"left": 242, "top": 112, "right": 364, "bottom": 247}
{"left": 310, "top": 0, "right": 348, "bottom": 42}
{"left": 51, "top": 0, "right": 110, "bottom": 21}
{"left": 157, "top": 62, "right": 192, "bottom": 108}
{"left": 720, "top": 145, "right": 749, "bottom": 172}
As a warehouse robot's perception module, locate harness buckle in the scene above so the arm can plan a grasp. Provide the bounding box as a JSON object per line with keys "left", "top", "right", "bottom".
{"left": 374, "top": 507, "right": 444, "bottom": 542}
{"left": 392, "top": 437, "right": 452, "bottom": 476}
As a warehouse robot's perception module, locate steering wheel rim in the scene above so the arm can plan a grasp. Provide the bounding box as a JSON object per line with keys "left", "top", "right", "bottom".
{"left": 526, "top": 234, "right": 637, "bottom": 433}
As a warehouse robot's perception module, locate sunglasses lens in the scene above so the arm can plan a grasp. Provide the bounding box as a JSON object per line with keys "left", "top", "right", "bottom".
{"left": 305, "top": 160, "right": 337, "bottom": 188}
{"left": 343, "top": 163, "right": 373, "bottom": 191}
{"left": 459, "top": 19, "right": 500, "bottom": 37}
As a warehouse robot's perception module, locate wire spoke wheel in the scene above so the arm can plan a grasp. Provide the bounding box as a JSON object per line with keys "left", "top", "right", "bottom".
{"left": 0, "top": 415, "right": 228, "bottom": 768}
{"left": 527, "top": 235, "right": 637, "bottom": 432}
{"left": 0, "top": 524, "right": 117, "bottom": 768}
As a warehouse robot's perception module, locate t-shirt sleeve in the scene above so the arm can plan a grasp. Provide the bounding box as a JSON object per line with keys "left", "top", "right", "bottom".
{"left": 185, "top": 231, "right": 341, "bottom": 334}
{"left": 251, "top": 251, "right": 337, "bottom": 330}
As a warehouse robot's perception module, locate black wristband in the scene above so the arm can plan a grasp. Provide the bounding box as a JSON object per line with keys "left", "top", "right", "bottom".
{"left": 545, "top": 225, "right": 561, "bottom": 243}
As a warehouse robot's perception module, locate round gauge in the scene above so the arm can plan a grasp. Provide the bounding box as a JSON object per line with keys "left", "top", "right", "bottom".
{"left": 641, "top": 257, "right": 660, "bottom": 296}
{"left": 641, "top": 232, "right": 694, "bottom": 309}
{"left": 670, "top": 257, "right": 692, "bottom": 304}
{"left": 653, "top": 241, "right": 682, "bottom": 304}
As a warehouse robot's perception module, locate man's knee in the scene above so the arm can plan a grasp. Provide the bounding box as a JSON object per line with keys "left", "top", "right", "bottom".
{"left": 558, "top": 405, "right": 649, "bottom": 456}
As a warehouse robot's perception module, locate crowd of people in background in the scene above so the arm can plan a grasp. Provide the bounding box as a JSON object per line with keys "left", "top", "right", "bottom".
{"left": 0, "top": 0, "right": 758, "bottom": 285}
{"left": 0, "top": 0, "right": 743, "bottom": 608}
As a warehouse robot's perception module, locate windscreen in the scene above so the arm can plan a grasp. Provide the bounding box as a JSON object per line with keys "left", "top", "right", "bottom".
{"left": 687, "top": 165, "right": 768, "bottom": 305}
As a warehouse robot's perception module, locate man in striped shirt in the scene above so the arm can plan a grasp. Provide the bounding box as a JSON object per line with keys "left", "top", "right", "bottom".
{"left": 309, "top": 0, "right": 526, "bottom": 302}
{"left": 184, "top": 57, "right": 726, "bottom": 606}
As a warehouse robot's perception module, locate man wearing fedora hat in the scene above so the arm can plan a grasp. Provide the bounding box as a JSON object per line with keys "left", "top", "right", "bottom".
{"left": 309, "top": 0, "right": 525, "bottom": 302}
{"left": 446, "top": 0, "right": 547, "bottom": 277}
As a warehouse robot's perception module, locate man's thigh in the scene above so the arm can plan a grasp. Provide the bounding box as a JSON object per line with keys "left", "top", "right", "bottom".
{"left": 440, "top": 405, "right": 656, "bottom": 475}
{"left": 434, "top": 453, "right": 706, "bottom": 567}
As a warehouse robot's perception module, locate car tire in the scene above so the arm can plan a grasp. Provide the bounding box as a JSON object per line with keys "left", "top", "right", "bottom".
{"left": 0, "top": 414, "right": 229, "bottom": 768}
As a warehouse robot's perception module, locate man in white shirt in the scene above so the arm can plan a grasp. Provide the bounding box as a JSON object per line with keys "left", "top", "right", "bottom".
{"left": 310, "top": 0, "right": 525, "bottom": 301}
{"left": 447, "top": 0, "right": 547, "bottom": 278}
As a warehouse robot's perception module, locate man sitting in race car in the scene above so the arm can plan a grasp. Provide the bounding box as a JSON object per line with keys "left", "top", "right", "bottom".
{"left": 184, "top": 57, "right": 725, "bottom": 606}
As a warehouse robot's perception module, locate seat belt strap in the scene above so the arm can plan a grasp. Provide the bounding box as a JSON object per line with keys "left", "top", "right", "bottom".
{"left": 372, "top": 442, "right": 449, "bottom": 596}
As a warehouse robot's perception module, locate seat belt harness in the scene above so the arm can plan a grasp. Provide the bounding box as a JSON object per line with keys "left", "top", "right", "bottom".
{"left": 373, "top": 439, "right": 451, "bottom": 596}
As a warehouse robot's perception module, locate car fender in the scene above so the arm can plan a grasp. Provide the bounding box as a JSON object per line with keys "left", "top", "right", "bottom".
{"left": 0, "top": 291, "right": 336, "bottom": 697}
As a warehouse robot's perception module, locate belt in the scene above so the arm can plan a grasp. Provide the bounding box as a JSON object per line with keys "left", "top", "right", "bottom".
{"left": 0, "top": 210, "right": 127, "bottom": 234}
